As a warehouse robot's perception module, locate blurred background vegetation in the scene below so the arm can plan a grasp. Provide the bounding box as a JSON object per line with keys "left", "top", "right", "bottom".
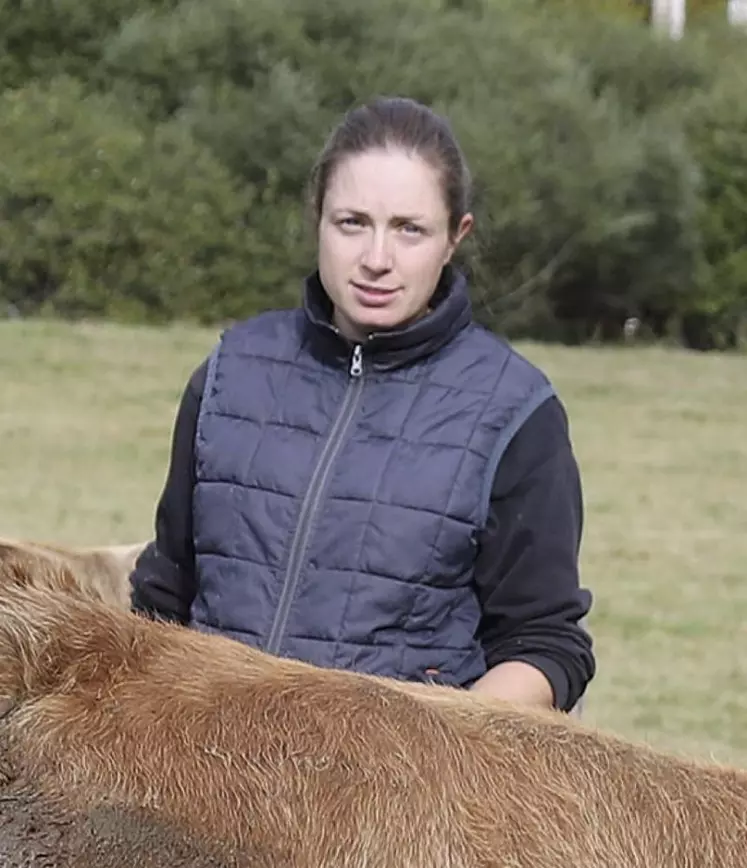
{"left": 0, "top": 0, "right": 745, "bottom": 350}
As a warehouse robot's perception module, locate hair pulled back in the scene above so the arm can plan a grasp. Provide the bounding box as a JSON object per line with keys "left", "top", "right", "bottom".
{"left": 309, "top": 96, "right": 472, "bottom": 239}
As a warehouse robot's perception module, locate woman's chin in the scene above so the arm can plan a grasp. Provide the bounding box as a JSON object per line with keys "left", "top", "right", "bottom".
{"left": 348, "top": 302, "right": 428, "bottom": 336}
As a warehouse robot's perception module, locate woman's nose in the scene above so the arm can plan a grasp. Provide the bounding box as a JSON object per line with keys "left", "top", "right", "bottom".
{"left": 360, "top": 231, "right": 393, "bottom": 273}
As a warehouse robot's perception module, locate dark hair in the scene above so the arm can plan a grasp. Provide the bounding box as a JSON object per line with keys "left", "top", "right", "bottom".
{"left": 308, "top": 96, "right": 472, "bottom": 239}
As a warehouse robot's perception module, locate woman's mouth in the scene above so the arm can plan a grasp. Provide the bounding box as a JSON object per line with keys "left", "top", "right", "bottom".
{"left": 351, "top": 282, "right": 402, "bottom": 306}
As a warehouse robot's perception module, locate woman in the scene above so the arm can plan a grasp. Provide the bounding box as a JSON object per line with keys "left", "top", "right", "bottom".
{"left": 130, "top": 96, "right": 595, "bottom": 714}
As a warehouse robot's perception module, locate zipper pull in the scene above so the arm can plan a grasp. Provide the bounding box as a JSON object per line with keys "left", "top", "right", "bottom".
{"left": 349, "top": 344, "right": 363, "bottom": 377}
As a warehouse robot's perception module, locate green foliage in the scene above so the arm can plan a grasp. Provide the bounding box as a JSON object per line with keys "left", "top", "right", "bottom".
{"left": 683, "top": 58, "right": 747, "bottom": 342}
{"left": 544, "top": 14, "right": 716, "bottom": 117}
{"left": 0, "top": 76, "right": 268, "bottom": 323}
{"left": 537, "top": 0, "right": 727, "bottom": 23}
{"left": 534, "top": 0, "right": 649, "bottom": 21}
{"left": 101, "top": 0, "right": 314, "bottom": 117}
{"left": 0, "top": 0, "right": 179, "bottom": 90}
{"left": 0, "top": 0, "right": 745, "bottom": 349}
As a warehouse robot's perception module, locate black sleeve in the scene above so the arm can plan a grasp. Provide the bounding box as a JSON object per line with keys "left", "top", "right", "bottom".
{"left": 473, "top": 395, "right": 595, "bottom": 712}
{"left": 129, "top": 360, "right": 208, "bottom": 623}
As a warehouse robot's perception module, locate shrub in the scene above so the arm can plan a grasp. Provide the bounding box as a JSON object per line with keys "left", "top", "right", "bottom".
{"left": 0, "top": 0, "right": 743, "bottom": 349}
{"left": 0, "top": 0, "right": 179, "bottom": 91}
{"left": 679, "top": 54, "right": 747, "bottom": 348}
{"left": 0, "top": 76, "right": 271, "bottom": 323}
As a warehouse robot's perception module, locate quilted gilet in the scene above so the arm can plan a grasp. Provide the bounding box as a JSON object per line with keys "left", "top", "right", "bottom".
{"left": 190, "top": 268, "right": 555, "bottom": 687}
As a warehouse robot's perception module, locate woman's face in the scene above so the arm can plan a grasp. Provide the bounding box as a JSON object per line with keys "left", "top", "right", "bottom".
{"left": 317, "top": 147, "right": 473, "bottom": 342}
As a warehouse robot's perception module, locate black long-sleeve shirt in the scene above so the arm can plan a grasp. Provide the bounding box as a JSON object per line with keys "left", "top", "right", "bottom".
{"left": 130, "top": 360, "right": 595, "bottom": 711}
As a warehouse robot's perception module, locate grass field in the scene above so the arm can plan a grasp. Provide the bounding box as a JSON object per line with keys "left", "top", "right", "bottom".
{"left": 1, "top": 318, "right": 746, "bottom": 767}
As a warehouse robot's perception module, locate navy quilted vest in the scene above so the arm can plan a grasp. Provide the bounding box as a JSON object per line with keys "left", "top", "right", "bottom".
{"left": 190, "top": 268, "right": 555, "bottom": 687}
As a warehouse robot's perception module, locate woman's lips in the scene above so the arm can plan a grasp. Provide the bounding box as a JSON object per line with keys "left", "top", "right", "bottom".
{"left": 351, "top": 282, "right": 402, "bottom": 306}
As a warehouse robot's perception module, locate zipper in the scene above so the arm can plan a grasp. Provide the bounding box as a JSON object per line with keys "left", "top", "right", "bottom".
{"left": 265, "top": 343, "right": 365, "bottom": 655}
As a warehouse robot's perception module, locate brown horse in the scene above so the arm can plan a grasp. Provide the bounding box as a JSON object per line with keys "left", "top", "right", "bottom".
{"left": 0, "top": 554, "right": 744, "bottom": 867}
{"left": 0, "top": 535, "right": 144, "bottom": 608}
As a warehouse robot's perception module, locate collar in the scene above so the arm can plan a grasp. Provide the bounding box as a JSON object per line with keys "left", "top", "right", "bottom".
{"left": 302, "top": 265, "right": 473, "bottom": 371}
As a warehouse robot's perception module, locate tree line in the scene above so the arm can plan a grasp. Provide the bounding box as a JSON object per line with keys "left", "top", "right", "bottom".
{"left": 0, "top": 0, "right": 745, "bottom": 349}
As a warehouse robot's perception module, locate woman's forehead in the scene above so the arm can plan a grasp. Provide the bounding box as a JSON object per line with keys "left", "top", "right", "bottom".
{"left": 325, "top": 148, "right": 446, "bottom": 218}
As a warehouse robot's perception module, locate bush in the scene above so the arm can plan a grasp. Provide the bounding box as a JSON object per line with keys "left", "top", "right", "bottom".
{"left": 0, "top": 0, "right": 744, "bottom": 349}
{"left": 0, "top": 76, "right": 272, "bottom": 323}
{"left": 408, "top": 4, "right": 704, "bottom": 341}
{"left": 679, "top": 55, "right": 747, "bottom": 348}
{"left": 100, "top": 0, "right": 314, "bottom": 118}
{"left": 0, "top": 0, "right": 179, "bottom": 91}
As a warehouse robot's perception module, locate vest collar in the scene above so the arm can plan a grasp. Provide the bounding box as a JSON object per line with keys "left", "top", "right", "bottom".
{"left": 302, "top": 265, "right": 473, "bottom": 371}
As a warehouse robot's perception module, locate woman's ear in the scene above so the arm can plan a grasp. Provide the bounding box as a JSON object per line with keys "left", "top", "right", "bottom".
{"left": 445, "top": 212, "right": 474, "bottom": 263}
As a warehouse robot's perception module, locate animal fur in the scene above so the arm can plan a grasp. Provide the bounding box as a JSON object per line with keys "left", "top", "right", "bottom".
{"left": 0, "top": 536, "right": 145, "bottom": 608}
{"left": 0, "top": 556, "right": 744, "bottom": 867}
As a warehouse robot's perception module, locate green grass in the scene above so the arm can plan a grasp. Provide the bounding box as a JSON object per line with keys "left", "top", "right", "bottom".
{"left": 2, "top": 318, "right": 746, "bottom": 766}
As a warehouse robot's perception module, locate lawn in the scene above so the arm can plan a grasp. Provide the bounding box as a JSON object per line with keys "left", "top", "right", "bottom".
{"left": 1, "top": 318, "right": 746, "bottom": 766}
